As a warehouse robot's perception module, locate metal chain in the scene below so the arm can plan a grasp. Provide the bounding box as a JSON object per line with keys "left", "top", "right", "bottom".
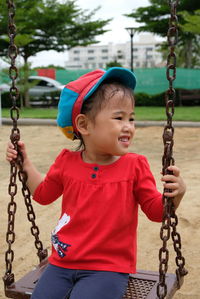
{"left": 17, "top": 153, "right": 48, "bottom": 262}
{"left": 4, "top": 0, "right": 47, "bottom": 288}
{"left": 157, "top": 1, "right": 188, "bottom": 298}
{"left": 3, "top": 0, "right": 19, "bottom": 287}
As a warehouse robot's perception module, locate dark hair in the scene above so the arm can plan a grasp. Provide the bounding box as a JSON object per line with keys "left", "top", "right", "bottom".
{"left": 76, "top": 79, "right": 135, "bottom": 150}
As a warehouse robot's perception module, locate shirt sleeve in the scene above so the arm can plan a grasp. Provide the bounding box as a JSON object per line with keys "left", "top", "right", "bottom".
{"left": 134, "top": 155, "right": 163, "bottom": 222}
{"left": 33, "top": 149, "right": 68, "bottom": 205}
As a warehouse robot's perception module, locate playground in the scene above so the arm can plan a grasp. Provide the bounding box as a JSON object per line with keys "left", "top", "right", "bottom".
{"left": 0, "top": 124, "right": 200, "bottom": 298}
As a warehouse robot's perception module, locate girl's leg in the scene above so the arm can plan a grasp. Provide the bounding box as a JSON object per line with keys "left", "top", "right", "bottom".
{"left": 70, "top": 270, "right": 129, "bottom": 299}
{"left": 31, "top": 264, "right": 74, "bottom": 299}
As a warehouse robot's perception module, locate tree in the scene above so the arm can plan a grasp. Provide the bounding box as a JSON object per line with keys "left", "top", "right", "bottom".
{"left": 180, "top": 10, "right": 200, "bottom": 34}
{"left": 125, "top": 0, "right": 200, "bottom": 68}
{"left": 106, "top": 60, "right": 123, "bottom": 69}
{"left": 0, "top": 0, "right": 111, "bottom": 106}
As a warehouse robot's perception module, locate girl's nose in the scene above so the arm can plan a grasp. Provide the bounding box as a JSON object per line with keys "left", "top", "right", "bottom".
{"left": 122, "top": 122, "right": 134, "bottom": 132}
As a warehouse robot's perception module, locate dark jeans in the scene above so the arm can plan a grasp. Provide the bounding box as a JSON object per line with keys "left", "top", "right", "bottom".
{"left": 31, "top": 264, "right": 129, "bottom": 299}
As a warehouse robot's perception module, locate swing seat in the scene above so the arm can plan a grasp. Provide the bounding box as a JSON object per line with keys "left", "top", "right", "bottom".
{"left": 5, "top": 258, "right": 178, "bottom": 299}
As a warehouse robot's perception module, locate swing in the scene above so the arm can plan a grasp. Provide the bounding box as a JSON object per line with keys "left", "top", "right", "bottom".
{"left": 3, "top": 1, "right": 188, "bottom": 298}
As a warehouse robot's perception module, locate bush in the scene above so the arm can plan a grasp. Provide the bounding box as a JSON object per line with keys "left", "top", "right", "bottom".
{"left": 1, "top": 92, "right": 21, "bottom": 108}
{"left": 134, "top": 90, "right": 199, "bottom": 106}
{"left": 1, "top": 90, "right": 60, "bottom": 108}
{"left": 134, "top": 92, "right": 165, "bottom": 106}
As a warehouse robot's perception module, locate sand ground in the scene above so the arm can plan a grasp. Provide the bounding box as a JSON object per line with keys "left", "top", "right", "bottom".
{"left": 0, "top": 125, "right": 200, "bottom": 298}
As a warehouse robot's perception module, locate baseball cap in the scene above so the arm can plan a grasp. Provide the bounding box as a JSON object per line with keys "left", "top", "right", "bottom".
{"left": 57, "top": 67, "right": 136, "bottom": 140}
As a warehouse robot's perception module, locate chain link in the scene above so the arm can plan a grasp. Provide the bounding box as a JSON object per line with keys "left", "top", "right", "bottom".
{"left": 4, "top": 0, "right": 47, "bottom": 288}
{"left": 157, "top": 1, "right": 188, "bottom": 298}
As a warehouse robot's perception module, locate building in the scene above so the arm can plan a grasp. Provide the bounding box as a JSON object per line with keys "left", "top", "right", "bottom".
{"left": 65, "top": 34, "right": 164, "bottom": 70}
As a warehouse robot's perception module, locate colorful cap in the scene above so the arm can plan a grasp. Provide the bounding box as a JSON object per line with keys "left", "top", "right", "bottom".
{"left": 57, "top": 67, "right": 137, "bottom": 140}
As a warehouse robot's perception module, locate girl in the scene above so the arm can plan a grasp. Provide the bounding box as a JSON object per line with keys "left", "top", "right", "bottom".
{"left": 6, "top": 67, "right": 186, "bottom": 299}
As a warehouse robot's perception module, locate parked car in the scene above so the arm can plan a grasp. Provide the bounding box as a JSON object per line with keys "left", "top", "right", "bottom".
{"left": 0, "top": 76, "right": 65, "bottom": 106}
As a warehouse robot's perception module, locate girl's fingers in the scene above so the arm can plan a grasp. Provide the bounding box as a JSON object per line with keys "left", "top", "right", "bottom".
{"left": 163, "top": 182, "right": 179, "bottom": 190}
{"left": 167, "top": 165, "right": 180, "bottom": 177}
{"left": 164, "top": 190, "right": 178, "bottom": 197}
{"left": 6, "top": 142, "right": 18, "bottom": 161}
{"left": 161, "top": 175, "right": 177, "bottom": 183}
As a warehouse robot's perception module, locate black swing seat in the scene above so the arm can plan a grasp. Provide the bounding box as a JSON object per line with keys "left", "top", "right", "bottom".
{"left": 5, "top": 258, "right": 178, "bottom": 299}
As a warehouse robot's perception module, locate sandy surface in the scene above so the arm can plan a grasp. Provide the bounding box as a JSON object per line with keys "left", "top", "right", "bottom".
{"left": 0, "top": 125, "right": 200, "bottom": 298}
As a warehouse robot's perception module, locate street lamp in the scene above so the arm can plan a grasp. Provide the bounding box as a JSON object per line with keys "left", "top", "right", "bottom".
{"left": 125, "top": 27, "right": 137, "bottom": 72}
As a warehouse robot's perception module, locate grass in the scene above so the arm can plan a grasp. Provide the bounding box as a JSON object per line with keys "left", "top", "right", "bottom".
{"left": 135, "top": 106, "right": 200, "bottom": 122}
{"left": 2, "top": 107, "right": 58, "bottom": 119}
{"left": 2, "top": 106, "right": 200, "bottom": 122}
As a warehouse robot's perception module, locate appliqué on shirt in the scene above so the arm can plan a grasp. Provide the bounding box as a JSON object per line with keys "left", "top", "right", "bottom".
{"left": 51, "top": 213, "right": 71, "bottom": 258}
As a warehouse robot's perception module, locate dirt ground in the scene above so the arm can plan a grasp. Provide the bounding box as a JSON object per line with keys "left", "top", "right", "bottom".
{"left": 0, "top": 125, "right": 200, "bottom": 299}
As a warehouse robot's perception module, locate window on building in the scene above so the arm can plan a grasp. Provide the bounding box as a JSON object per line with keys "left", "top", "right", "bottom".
{"left": 88, "top": 49, "right": 94, "bottom": 53}
{"left": 147, "top": 55, "right": 153, "bottom": 59}
{"left": 133, "top": 55, "right": 138, "bottom": 59}
{"left": 133, "top": 48, "right": 138, "bottom": 52}
{"left": 88, "top": 57, "right": 95, "bottom": 60}
{"left": 73, "top": 50, "right": 80, "bottom": 54}
{"left": 74, "top": 57, "right": 80, "bottom": 61}
{"left": 101, "top": 49, "right": 108, "bottom": 53}
{"left": 99, "top": 63, "right": 103, "bottom": 68}
{"left": 117, "top": 55, "right": 124, "bottom": 59}
{"left": 146, "top": 47, "right": 153, "bottom": 51}
{"left": 102, "top": 56, "right": 108, "bottom": 60}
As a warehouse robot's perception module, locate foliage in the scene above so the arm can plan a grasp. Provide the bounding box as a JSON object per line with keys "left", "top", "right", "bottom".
{"left": 0, "top": 0, "right": 110, "bottom": 106}
{"left": 179, "top": 10, "right": 200, "bottom": 34}
{"left": 0, "top": 0, "right": 110, "bottom": 62}
{"left": 106, "top": 60, "right": 123, "bottom": 68}
{"left": 1, "top": 92, "right": 21, "bottom": 108}
{"left": 135, "top": 90, "right": 200, "bottom": 107}
{"left": 125, "top": 0, "right": 200, "bottom": 68}
{"left": 33, "top": 65, "right": 66, "bottom": 70}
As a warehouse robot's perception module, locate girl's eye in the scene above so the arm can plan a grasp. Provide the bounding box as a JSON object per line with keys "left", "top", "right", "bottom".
{"left": 129, "top": 118, "right": 135, "bottom": 122}
{"left": 114, "top": 117, "right": 122, "bottom": 120}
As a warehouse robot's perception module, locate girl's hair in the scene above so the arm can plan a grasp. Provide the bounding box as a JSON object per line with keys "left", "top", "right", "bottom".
{"left": 76, "top": 79, "right": 135, "bottom": 150}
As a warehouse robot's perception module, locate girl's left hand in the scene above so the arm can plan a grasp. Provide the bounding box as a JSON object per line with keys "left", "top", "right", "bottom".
{"left": 161, "top": 165, "right": 186, "bottom": 209}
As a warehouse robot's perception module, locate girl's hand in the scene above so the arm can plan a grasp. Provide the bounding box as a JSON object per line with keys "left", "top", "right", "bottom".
{"left": 6, "top": 141, "right": 27, "bottom": 162}
{"left": 161, "top": 165, "right": 186, "bottom": 209}
{"left": 6, "top": 141, "right": 42, "bottom": 195}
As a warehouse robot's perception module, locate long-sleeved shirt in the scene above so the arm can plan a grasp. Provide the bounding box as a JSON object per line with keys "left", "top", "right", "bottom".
{"left": 33, "top": 149, "right": 163, "bottom": 274}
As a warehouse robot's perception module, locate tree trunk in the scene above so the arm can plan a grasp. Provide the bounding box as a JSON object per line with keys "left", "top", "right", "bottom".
{"left": 23, "top": 56, "right": 31, "bottom": 107}
{"left": 184, "top": 38, "right": 193, "bottom": 68}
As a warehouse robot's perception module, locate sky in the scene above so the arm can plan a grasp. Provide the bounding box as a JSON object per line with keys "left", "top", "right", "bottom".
{"left": 0, "top": 0, "right": 150, "bottom": 68}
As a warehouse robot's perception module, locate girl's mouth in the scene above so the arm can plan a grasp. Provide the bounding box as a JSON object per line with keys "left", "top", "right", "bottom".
{"left": 118, "top": 136, "right": 130, "bottom": 147}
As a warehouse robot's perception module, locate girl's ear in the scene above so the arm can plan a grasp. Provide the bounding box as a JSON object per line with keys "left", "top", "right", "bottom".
{"left": 75, "top": 114, "right": 90, "bottom": 136}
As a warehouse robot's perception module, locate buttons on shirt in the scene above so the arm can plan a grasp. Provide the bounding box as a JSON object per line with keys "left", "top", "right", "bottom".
{"left": 91, "top": 166, "right": 99, "bottom": 179}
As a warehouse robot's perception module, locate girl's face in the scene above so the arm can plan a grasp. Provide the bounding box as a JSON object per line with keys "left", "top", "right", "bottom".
{"left": 85, "top": 91, "right": 135, "bottom": 162}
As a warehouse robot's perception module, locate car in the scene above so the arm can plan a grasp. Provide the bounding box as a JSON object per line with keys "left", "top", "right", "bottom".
{"left": 0, "top": 75, "right": 65, "bottom": 106}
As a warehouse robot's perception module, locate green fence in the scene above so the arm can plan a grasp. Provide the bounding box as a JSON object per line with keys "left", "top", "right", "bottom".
{"left": 1, "top": 68, "right": 200, "bottom": 95}
{"left": 56, "top": 68, "right": 200, "bottom": 95}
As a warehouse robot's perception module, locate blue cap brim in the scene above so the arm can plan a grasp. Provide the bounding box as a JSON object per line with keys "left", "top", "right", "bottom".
{"left": 85, "top": 67, "right": 136, "bottom": 100}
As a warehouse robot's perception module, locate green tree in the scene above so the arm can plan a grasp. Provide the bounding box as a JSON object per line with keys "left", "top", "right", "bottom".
{"left": 106, "top": 60, "right": 123, "bottom": 69}
{"left": 180, "top": 10, "right": 200, "bottom": 34}
{"left": 126, "top": 0, "right": 200, "bottom": 68}
{"left": 0, "top": 0, "right": 111, "bottom": 106}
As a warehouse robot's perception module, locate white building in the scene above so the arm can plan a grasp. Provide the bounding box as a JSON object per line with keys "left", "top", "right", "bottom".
{"left": 65, "top": 34, "right": 164, "bottom": 70}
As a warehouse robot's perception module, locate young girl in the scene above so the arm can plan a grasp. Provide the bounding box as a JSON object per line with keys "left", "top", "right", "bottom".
{"left": 6, "top": 67, "right": 186, "bottom": 299}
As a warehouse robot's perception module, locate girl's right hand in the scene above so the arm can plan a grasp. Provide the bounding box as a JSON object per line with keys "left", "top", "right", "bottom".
{"left": 6, "top": 141, "right": 27, "bottom": 162}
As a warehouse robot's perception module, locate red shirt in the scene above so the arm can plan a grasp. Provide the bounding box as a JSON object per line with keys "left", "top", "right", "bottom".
{"left": 34, "top": 150, "right": 163, "bottom": 274}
